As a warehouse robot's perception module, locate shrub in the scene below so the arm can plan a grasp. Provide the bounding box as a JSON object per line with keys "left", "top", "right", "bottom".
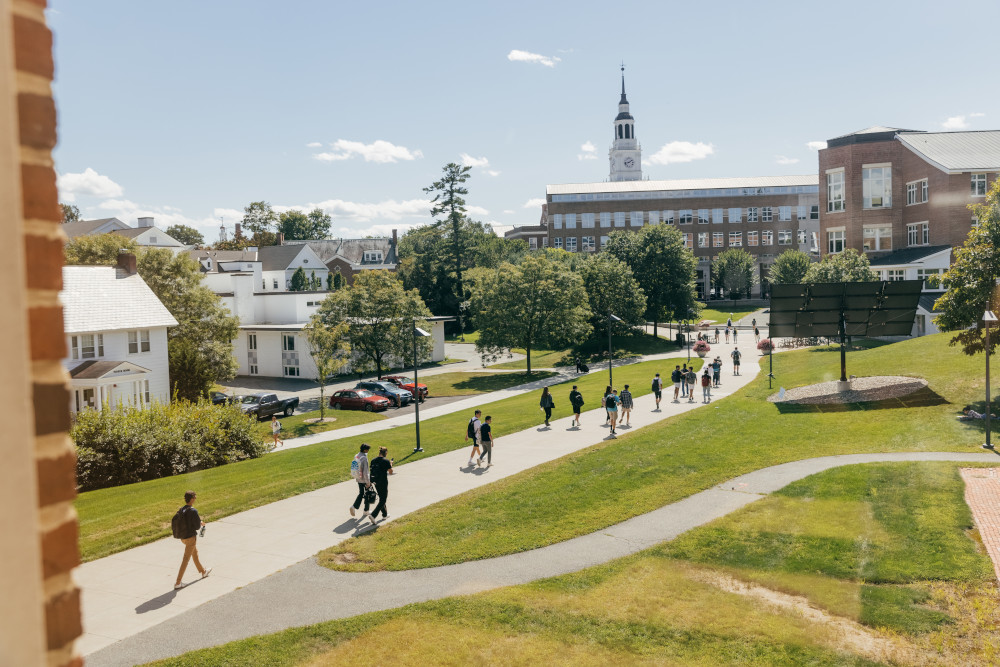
{"left": 73, "top": 401, "right": 270, "bottom": 491}
{"left": 757, "top": 338, "right": 774, "bottom": 353}
{"left": 692, "top": 340, "right": 711, "bottom": 353}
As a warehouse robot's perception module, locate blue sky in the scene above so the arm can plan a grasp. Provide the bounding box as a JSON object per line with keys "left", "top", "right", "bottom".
{"left": 50, "top": 0, "right": 1000, "bottom": 242}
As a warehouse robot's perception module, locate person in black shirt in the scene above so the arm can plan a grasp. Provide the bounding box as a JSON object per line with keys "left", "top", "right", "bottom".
{"left": 174, "top": 490, "right": 210, "bottom": 590}
{"left": 478, "top": 416, "right": 494, "bottom": 466}
{"left": 368, "top": 447, "right": 394, "bottom": 525}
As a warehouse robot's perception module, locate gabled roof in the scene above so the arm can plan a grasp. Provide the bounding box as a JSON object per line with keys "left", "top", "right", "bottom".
{"left": 62, "top": 218, "right": 129, "bottom": 239}
{"left": 61, "top": 266, "right": 178, "bottom": 334}
{"left": 897, "top": 131, "right": 1000, "bottom": 172}
{"left": 296, "top": 237, "right": 397, "bottom": 268}
{"left": 918, "top": 294, "right": 942, "bottom": 313}
{"left": 69, "top": 360, "right": 151, "bottom": 379}
{"left": 111, "top": 226, "right": 184, "bottom": 246}
{"left": 186, "top": 249, "right": 260, "bottom": 273}
{"left": 259, "top": 244, "right": 312, "bottom": 271}
{"left": 868, "top": 245, "right": 951, "bottom": 266}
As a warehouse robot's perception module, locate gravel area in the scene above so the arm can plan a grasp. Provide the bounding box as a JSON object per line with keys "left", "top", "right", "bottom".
{"left": 769, "top": 376, "right": 928, "bottom": 405}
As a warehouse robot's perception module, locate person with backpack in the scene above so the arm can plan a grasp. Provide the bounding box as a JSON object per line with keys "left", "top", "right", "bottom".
{"left": 712, "top": 356, "right": 722, "bottom": 388}
{"left": 754, "top": 325, "right": 760, "bottom": 343}
{"left": 368, "top": 446, "right": 394, "bottom": 525}
{"left": 620, "top": 384, "right": 634, "bottom": 426}
{"left": 349, "top": 443, "right": 372, "bottom": 518}
{"left": 714, "top": 327, "right": 720, "bottom": 343}
{"left": 733, "top": 327, "right": 738, "bottom": 343}
{"left": 724, "top": 326, "right": 730, "bottom": 343}
{"left": 465, "top": 409, "right": 482, "bottom": 467}
{"left": 671, "top": 365, "right": 682, "bottom": 402}
{"left": 173, "top": 490, "right": 210, "bottom": 590}
{"left": 606, "top": 389, "right": 620, "bottom": 435}
{"left": 679, "top": 364, "right": 689, "bottom": 398}
{"left": 686, "top": 367, "right": 697, "bottom": 403}
{"left": 539, "top": 386, "right": 555, "bottom": 428}
{"left": 602, "top": 385, "right": 612, "bottom": 424}
{"left": 569, "top": 385, "right": 584, "bottom": 428}
{"left": 731, "top": 347, "right": 742, "bottom": 375}
{"left": 478, "top": 415, "right": 495, "bottom": 466}
{"left": 651, "top": 373, "right": 663, "bottom": 410}
{"left": 701, "top": 368, "right": 712, "bottom": 403}
{"left": 271, "top": 415, "right": 283, "bottom": 448}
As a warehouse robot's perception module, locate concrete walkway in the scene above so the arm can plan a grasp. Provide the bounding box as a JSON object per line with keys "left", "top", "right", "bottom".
{"left": 88, "top": 450, "right": 999, "bottom": 666}
{"left": 77, "top": 343, "right": 757, "bottom": 657}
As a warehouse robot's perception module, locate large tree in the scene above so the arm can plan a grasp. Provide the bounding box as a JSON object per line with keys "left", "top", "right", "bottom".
{"left": 165, "top": 224, "right": 204, "bottom": 246}
{"left": 61, "top": 203, "right": 81, "bottom": 223}
{"left": 64, "top": 234, "right": 139, "bottom": 265}
{"left": 768, "top": 249, "right": 812, "bottom": 285}
{"left": 278, "top": 208, "right": 331, "bottom": 241}
{"left": 804, "top": 248, "right": 878, "bottom": 283}
{"left": 315, "top": 270, "right": 432, "bottom": 379}
{"left": 423, "top": 163, "right": 474, "bottom": 325}
{"left": 472, "top": 254, "right": 591, "bottom": 375}
{"left": 303, "top": 315, "right": 351, "bottom": 419}
{"left": 579, "top": 254, "right": 647, "bottom": 341}
{"left": 306, "top": 208, "right": 332, "bottom": 239}
{"left": 934, "top": 180, "right": 1000, "bottom": 355}
{"left": 241, "top": 201, "right": 278, "bottom": 246}
{"left": 712, "top": 248, "right": 757, "bottom": 299}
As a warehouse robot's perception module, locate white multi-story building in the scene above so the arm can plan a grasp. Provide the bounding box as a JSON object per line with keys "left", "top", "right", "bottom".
{"left": 64, "top": 216, "right": 186, "bottom": 253}
{"left": 60, "top": 255, "right": 177, "bottom": 413}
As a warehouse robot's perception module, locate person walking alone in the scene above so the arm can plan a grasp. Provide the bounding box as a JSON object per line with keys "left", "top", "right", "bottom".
{"left": 271, "top": 415, "right": 283, "bottom": 448}
{"left": 687, "top": 366, "right": 697, "bottom": 403}
{"left": 478, "top": 415, "right": 495, "bottom": 466}
{"left": 712, "top": 356, "right": 722, "bottom": 388}
{"left": 651, "top": 373, "right": 663, "bottom": 410}
{"left": 569, "top": 385, "right": 584, "bottom": 427}
{"left": 368, "top": 446, "right": 393, "bottom": 525}
{"left": 733, "top": 327, "right": 738, "bottom": 343}
{"left": 672, "top": 365, "right": 682, "bottom": 402}
{"left": 754, "top": 325, "right": 760, "bottom": 343}
{"left": 680, "top": 364, "right": 689, "bottom": 398}
{"left": 465, "top": 409, "right": 482, "bottom": 467}
{"left": 731, "top": 347, "right": 742, "bottom": 376}
{"left": 620, "top": 384, "right": 634, "bottom": 426}
{"left": 724, "top": 326, "right": 730, "bottom": 343}
{"left": 350, "top": 443, "right": 372, "bottom": 518}
{"left": 539, "top": 386, "right": 554, "bottom": 427}
{"left": 701, "top": 368, "right": 712, "bottom": 403}
{"left": 174, "top": 490, "right": 210, "bottom": 590}
{"left": 606, "top": 390, "right": 620, "bottom": 435}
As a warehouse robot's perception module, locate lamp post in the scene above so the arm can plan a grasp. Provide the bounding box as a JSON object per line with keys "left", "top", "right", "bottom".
{"left": 608, "top": 313, "right": 621, "bottom": 388}
{"left": 984, "top": 310, "right": 997, "bottom": 450}
{"left": 412, "top": 323, "right": 431, "bottom": 453}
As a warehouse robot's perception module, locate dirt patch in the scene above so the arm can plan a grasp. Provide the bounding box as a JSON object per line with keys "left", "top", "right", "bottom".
{"left": 769, "top": 376, "right": 928, "bottom": 405}
{"left": 303, "top": 417, "right": 338, "bottom": 424}
{"left": 332, "top": 552, "right": 358, "bottom": 565}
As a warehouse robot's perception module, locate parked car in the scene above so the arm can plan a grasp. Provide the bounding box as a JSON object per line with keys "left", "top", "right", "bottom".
{"left": 355, "top": 380, "right": 411, "bottom": 407}
{"left": 384, "top": 375, "right": 428, "bottom": 399}
{"left": 239, "top": 393, "right": 299, "bottom": 419}
{"left": 211, "top": 391, "right": 239, "bottom": 405}
{"left": 330, "top": 389, "right": 391, "bottom": 412}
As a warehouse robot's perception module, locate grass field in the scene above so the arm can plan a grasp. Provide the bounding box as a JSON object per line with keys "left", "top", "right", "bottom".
{"left": 698, "top": 307, "right": 759, "bottom": 324}
{"left": 444, "top": 330, "right": 480, "bottom": 344}
{"left": 256, "top": 409, "right": 384, "bottom": 440}
{"left": 489, "top": 332, "right": 679, "bottom": 370}
{"left": 319, "top": 332, "right": 994, "bottom": 572}
{"left": 76, "top": 357, "right": 695, "bottom": 562}
{"left": 156, "top": 461, "right": 999, "bottom": 667}
{"left": 422, "top": 370, "right": 556, "bottom": 396}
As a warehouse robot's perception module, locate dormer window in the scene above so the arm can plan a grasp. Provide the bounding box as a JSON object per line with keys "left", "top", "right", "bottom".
{"left": 206, "top": 259, "right": 212, "bottom": 269}
{"left": 363, "top": 251, "right": 383, "bottom": 263}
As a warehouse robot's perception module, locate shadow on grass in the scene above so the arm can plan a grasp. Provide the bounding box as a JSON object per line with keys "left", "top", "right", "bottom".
{"left": 806, "top": 338, "right": 895, "bottom": 353}
{"left": 774, "top": 386, "right": 949, "bottom": 414}
{"left": 451, "top": 372, "right": 555, "bottom": 393}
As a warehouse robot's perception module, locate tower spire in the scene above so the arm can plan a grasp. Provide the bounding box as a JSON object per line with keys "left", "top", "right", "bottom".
{"left": 620, "top": 62, "right": 628, "bottom": 103}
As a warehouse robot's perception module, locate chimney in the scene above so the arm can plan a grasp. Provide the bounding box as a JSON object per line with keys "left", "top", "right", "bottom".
{"left": 116, "top": 251, "right": 137, "bottom": 275}
{"left": 277, "top": 232, "right": 284, "bottom": 245}
{"left": 391, "top": 228, "right": 397, "bottom": 247}
{"left": 234, "top": 222, "right": 243, "bottom": 239}
{"left": 137, "top": 216, "right": 154, "bottom": 228}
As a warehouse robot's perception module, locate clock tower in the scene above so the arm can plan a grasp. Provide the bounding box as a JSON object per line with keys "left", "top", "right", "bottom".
{"left": 609, "top": 65, "right": 642, "bottom": 182}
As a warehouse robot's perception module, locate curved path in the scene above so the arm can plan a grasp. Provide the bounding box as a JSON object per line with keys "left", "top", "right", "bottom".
{"left": 89, "top": 450, "right": 998, "bottom": 667}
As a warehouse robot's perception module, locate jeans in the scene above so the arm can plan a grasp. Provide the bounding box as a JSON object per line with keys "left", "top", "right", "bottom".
{"left": 681, "top": 382, "right": 687, "bottom": 397}
{"left": 703, "top": 386, "right": 711, "bottom": 401}
{"left": 176, "top": 536, "right": 204, "bottom": 584}
{"left": 371, "top": 480, "right": 389, "bottom": 518}
{"left": 480, "top": 441, "right": 492, "bottom": 464}
{"left": 543, "top": 406, "right": 552, "bottom": 422}
{"left": 353, "top": 482, "right": 371, "bottom": 512}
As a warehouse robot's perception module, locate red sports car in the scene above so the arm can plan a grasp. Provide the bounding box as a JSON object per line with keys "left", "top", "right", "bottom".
{"left": 330, "top": 389, "right": 391, "bottom": 412}
{"left": 384, "top": 375, "right": 428, "bottom": 399}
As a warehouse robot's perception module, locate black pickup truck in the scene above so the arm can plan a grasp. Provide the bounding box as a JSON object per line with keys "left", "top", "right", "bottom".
{"left": 239, "top": 393, "right": 299, "bottom": 419}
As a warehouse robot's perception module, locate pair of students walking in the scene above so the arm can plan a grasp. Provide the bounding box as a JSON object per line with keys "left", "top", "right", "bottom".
{"left": 349, "top": 443, "right": 394, "bottom": 526}
{"left": 465, "top": 409, "right": 495, "bottom": 467}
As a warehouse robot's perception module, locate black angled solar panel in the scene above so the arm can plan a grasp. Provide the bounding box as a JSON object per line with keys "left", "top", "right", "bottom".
{"left": 768, "top": 281, "right": 922, "bottom": 339}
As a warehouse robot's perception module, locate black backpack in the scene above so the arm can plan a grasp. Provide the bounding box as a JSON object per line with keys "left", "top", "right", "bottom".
{"left": 467, "top": 418, "right": 477, "bottom": 438}
{"left": 171, "top": 506, "right": 189, "bottom": 539}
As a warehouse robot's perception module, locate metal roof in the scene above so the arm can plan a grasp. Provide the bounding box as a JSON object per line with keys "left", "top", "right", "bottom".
{"left": 61, "top": 266, "right": 178, "bottom": 334}
{"left": 62, "top": 218, "right": 128, "bottom": 239}
{"left": 897, "top": 130, "right": 1000, "bottom": 172}
{"left": 868, "top": 245, "right": 951, "bottom": 266}
{"left": 547, "top": 174, "right": 818, "bottom": 196}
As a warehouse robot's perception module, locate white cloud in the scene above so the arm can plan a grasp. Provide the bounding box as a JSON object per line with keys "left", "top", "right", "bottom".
{"left": 523, "top": 198, "right": 545, "bottom": 209}
{"left": 577, "top": 140, "right": 598, "bottom": 161}
{"left": 486, "top": 170, "right": 501, "bottom": 177}
{"left": 645, "top": 141, "right": 715, "bottom": 166}
{"left": 806, "top": 141, "right": 827, "bottom": 151}
{"left": 307, "top": 198, "right": 431, "bottom": 222}
{"left": 313, "top": 139, "right": 423, "bottom": 163}
{"left": 942, "top": 115, "right": 969, "bottom": 130}
{"left": 503, "top": 209, "right": 515, "bottom": 215}
{"left": 578, "top": 154, "right": 597, "bottom": 161}
{"left": 775, "top": 155, "right": 800, "bottom": 165}
{"left": 971, "top": 112, "right": 986, "bottom": 118}
{"left": 57, "top": 168, "right": 124, "bottom": 202}
{"left": 306, "top": 142, "right": 322, "bottom": 148}
{"left": 467, "top": 205, "right": 490, "bottom": 217}
{"left": 507, "top": 49, "right": 561, "bottom": 68}
{"left": 460, "top": 153, "right": 490, "bottom": 168}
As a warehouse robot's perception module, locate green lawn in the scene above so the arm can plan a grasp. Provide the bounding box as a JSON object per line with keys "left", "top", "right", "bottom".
{"left": 157, "top": 461, "right": 998, "bottom": 667}
{"left": 423, "top": 370, "right": 556, "bottom": 396}
{"left": 319, "top": 333, "right": 993, "bottom": 572}
{"left": 445, "top": 330, "right": 480, "bottom": 344}
{"left": 255, "top": 408, "right": 385, "bottom": 440}
{"left": 489, "top": 333, "right": 679, "bottom": 370}
{"left": 698, "top": 307, "right": 760, "bottom": 324}
{"left": 76, "top": 357, "right": 696, "bottom": 562}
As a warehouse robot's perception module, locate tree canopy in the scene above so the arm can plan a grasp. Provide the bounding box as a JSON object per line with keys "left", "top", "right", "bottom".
{"left": 241, "top": 201, "right": 278, "bottom": 246}
{"left": 61, "top": 203, "right": 81, "bottom": 223}
{"left": 579, "top": 254, "right": 647, "bottom": 340}
{"left": 165, "top": 224, "right": 204, "bottom": 246}
{"left": 768, "top": 249, "right": 813, "bottom": 285}
{"left": 304, "top": 315, "right": 351, "bottom": 419}
{"left": 422, "top": 163, "right": 475, "bottom": 327}
{"left": 279, "top": 208, "right": 332, "bottom": 241}
{"left": 712, "top": 248, "right": 757, "bottom": 299}
{"left": 64, "top": 234, "right": 139, "bottom": 265}
{"left": 804, "top": 248, "right": 878, "bottom": 283}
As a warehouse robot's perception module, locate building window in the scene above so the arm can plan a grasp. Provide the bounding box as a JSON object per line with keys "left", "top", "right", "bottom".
{"left": 679, "top": 210, "right": 693, "bottom": 224}
{"left": 811, "top": 205, "right": 819, "bottom": 220}
{"left": 746, "top": 207, "right": 759, "bottom": 223}
{"left": 762, "top": 230, "right": 774, "bottom": 246}
{"left": 778, "top": 206, "right": 792, "bottom": 221}
{"left": 565, "top": 237, "right": 577, "bottom": 252}
{"left": 697, "top": 209, "right": 710, "bottom": 224}
{"left": 247, "top": 333, "right": 258, "bottom": 375}
{"left": 863, "top": 226, "right": 892, "bottom": 251}
{"left": 71, "top": 333, "right": 104, "bottom": 360}
{"left": 581, "top": 213, "right": 595, "bottom": 228}
{"left": 728, "top": 208, "right": 742, "bottom": 223}
{"left": 778, "top": 230, "right": 792, "bottom": 245}
{"left": 886, "top": 269, "right": 906, "bottom": 281}
{"left": 729, "top": 231, "right": 742, "bottom": 247}
{"left": 907, "top": 222, "right": 929, "bottom": 246}
{"left": 797, "top": 230, "right": 807, "bottom": 245}
{"left": 552, "top": 214, "right": 562, "bottom": 229}
{"left": 863, "top": 166, "right": 892, "bottom": 208}
{"left": 528, "top": 237, "right": 537, "bottom": 249}
{"left": 663, "top": 210, "right": 674, "bottom": 224}
{"left": 582, "top": 236, "right": 596, "bottom": 252}
{"left": 600, "top": 235, "right": 609, "bottom": 248}
{"left": 128, "top": 329, "right": 151, "bottom": 354}
{"left": 921, "top": 180, "right": 928, "bottom": 202}
{"left": 761, "top": 207, "right": 773, "bottom": 222}
{"left": 797, "top": 205, "right": 808, "bottom": 220}
{"left": 811, "top": 232, "right": 820, "bottom": 253}
{"left": 363, "top": 251, "right": 383, "bottom": 263}
{"left": 827, "top": 170, "right": 845, "bottom": 212}
{"left": 683, "top": 233, "right": 693, "bottom": 249}
{"left": 600, "top": 212, "right": 611, "bottom": 228}
{"left": 747, "top": 231, "right": 759, "bottom": 246}
{"left": 542, "top": 237, "right": 548, "bottom": 248}
{"left": 553, "top": 237, "right": 563, "bottom": 249}
{"left": 972, "top": 173, "right": 988, "bottom": 196}
{"left": 282, "top": 333, "right": 300, "bottom": 377}
{"left": 828, "top": 230, "right": 845, "bottom": 254}
{"left": 712, "top": 208, "right": 724, "bottom": 224}
{"left": 648, "top": 211, "right": 659, "bottom": 224}
{"left": 614, "top": 211, "right": 626, "bottom": 227}
{"left": 630, "top": 211, "right": 643, "bottom": 227}
{"left": 713, "top": 232, "right": 724, "bottom": 248}
{"left": 273, "top": 279, "right": 279, "bottom": 289}
{"left": 564, "top": 213, "right": 577, "bottom": 229}
{"left": 917, "top": 268, "right": 941, "bottom": 288}
{"left": 698, "top": 232, "right": 709, "bottom": 248}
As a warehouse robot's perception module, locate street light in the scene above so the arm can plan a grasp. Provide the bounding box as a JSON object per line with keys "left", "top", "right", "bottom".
{"left": 412, "top": 324, "right": 431, "bottom": 453}
{"left": 608, "top": 313, "right": 621, "bottom": 388}
{"left": 984, "top": 310, "right": 997, "bottom": 450}
{"left": 686, "top": 308, "right": 696, "bottom": 363}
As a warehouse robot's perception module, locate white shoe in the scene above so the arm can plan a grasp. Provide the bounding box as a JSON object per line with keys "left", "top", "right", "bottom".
{"left": 468, "top": 460, "right": 475, "bottom": 467}
{"left": 362, "top": 511, "right": 370, "bottom": 517}
{"left": 477, "top": 458, "right": 483, "bottom": 467}
{"left": 369, "top": 514, "right": 378, "bottom": 526}
{"left": 349, "top": 506, "right": 356, "bottom": 517}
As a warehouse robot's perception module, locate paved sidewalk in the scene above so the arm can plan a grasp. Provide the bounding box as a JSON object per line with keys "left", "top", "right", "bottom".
{"left": 88, "top": 451, "right": 998, "bottom": 666}
{"left": 76, "top": 345, "right": 756, "bottom": 656}
{"left": 961, "top": 467, "right": 1000, "bottom": 581}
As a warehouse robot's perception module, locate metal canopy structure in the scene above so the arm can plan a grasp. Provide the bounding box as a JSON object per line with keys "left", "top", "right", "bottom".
{"left": 768, "top": 281, "right": 923, "bottom": 382}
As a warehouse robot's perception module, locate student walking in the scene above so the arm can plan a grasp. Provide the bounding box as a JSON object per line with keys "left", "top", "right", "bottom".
{"left": 724, "top": 326, "right": 730, "bottom": 343}
{"left": 368, "top": 446, "right": 393, "bottom": 524}
{"left": 680, "top": 364, "right": 689, "bottom": 398}
{"left": 714, "top": 327, "right": 720, "bottom": 343}
{"left": 752, "top": 317, "right": 757, "bottom": 329}
{"left": 350, "top": 443, "right": 372, "bottom": 518}
{"left": 606, "top": 390, "right": 620, "bottom": 434}
{"left": 539, "top": 386, "right": 554, "bottom": 427}
{"left": 701, "top": 369, "right": 712, "bottom": 403}
{"left": 712, "top": 357, "right": 722, "bottom": 388}
{"left": 754, "top": 326, "right": 760, "bottom": 343}
{"left": 651, "top": 373, "right": 663, "bottom": 410}
{"left": 727, "top": 315, "right": 733, "bottom": 328}
{"left": 733, "top": 327, "right": 738, "bottom": 343}
{"left": 271, "top": 415, "right": 283, "bottom": 448}
{"left": 465, "top": 410, "right": 483, "bottom": 467}
{"left": 620, "top": 385, "right": 634, "bottom": 425}
{"left": 672, "top": 365, "right": 682, "bottom": 402}
{"left": 173, "top": 490, "right": 210, "bottom": 590}
{"left": 687, "top": 367, "right": 697, "bottom": 403}
{"left": 569, "top": 385, "right": 584, "bottom": 427}
{"left": 731, "top": 347, "right": 742, "bottom": 375}
{"left": 478, "top": 416, "right": 495, "bottom": 466}
{"left": 603, "top": 385, "right": 613, "bottom": 424}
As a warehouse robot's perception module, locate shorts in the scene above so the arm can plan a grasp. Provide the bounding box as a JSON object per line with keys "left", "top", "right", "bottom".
{"left": 573, "top": 407, "right": 581, "bottom": 414}
{"left": 653, "top": 390, "right": 662, "bottom": 399}
{"left": 607, "top": 408, "right": 618, "bottom": 415}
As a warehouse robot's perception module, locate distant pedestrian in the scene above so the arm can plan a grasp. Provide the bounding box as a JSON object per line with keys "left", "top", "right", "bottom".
{"left": 671, "top": 365, "right": 682, "bottom": 402}
{"left": 173, "top": 490, "right": 210, "bottom": 590}
{"left": 701, "top": 369, "right": 712, "bottom": 403}
{"left": 539, "top": 386, "right": 554, "bottom": 427}
{"left": 727, "top": 315, "right": 733, "bottom": 327}
{"left": 651, "top": 373, "right": 663, "bottom": 410}
{"left": 733, "top": 328, "right": 738, "bottom": 343}
{"left": 350, "top": 444, "right": 372, "bottom": 518}
{"left": 724, "top": 326, "right": 730, "bottom": 343}
{"left": 569, "top": 385, "right": 584, "bottom": 427}
{"left": 714, "top": 327, "right": 720, "bottom": 343}
{"left": 478, "top": 416, "right": 494, "bottom": 466}
{"left": 680, "top": 364, "right": 689, "bottom": 397}
{"left": 575, "top": 356, "right": 583, "bottom": 374}
{"left": 620, "top": 385, "right": 633, "bottom": 425}
{"left": 731, "top": 347, "right": 742, "bottom": 375}
{"left": 368, "top": 447, "right": 394, "bottom": 525}
{"left": 754, "top": 326, "right": 760, "bottom": 343}
{"left": 687, "top": 367, "right": 697, "bottom": 403}
{"left": 271, "top": 415, "right": 283, "bottom": 448}
{"left": 752, "top": 317, "right": 757, "bottom": 329}
{"left": 603, "top": 385, "right": 613, "bottom": 424}
{"left": 606, "top": 390, "right": 620, "bottom": 434}
{"left": 712, "top": 357, "right": 722, "bottom": 387}
{"left": 465, "top": 410, "right": 483, "bottom": 467}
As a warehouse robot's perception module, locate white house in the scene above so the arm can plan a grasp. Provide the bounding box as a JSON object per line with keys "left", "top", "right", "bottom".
{"left": 65, "top": 216, "right": 186, "bottom": 253}
{"left": 60, "top": 255, "right": 177, "bottom": 413}
{"left": 259, "top": 244, "right": 328, "bottom": 291}
{"left": 869, "top": 245, "right": 950, "bottom": 336}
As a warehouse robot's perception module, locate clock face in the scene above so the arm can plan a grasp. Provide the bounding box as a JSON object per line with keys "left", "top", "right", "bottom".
{"left": 624, "top": 158, "right": 634, "bottom": 168}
